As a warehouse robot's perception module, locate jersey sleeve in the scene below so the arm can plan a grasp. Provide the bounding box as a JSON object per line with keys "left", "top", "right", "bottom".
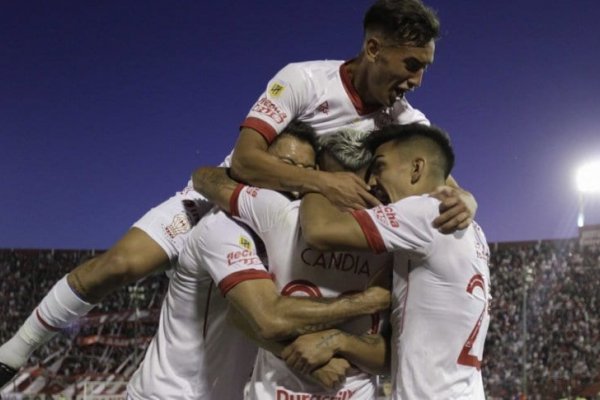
{"left": 351, "top": 196, "right": 439, "bottom": 256}
{"left": 186, "top": 210, "right": 272, "bottom": 296}
{"left": 392, "top": 97, "right": 430, "bottom": 126}
{"left": 241, "top": 63, "right": 315, "bottom": 144}
{"left": 229, "top": 184, "right": 291, "bottom": 239}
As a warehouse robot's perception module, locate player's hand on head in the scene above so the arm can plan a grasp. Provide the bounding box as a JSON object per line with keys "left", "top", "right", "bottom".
{"left": 430, "top": 185, "right": 477, "bottom": 234}
{"left": 319, "top": 171, "right": 381, "bottom": 211}
{"left": 310, "top": 357, "right": 350, "bottom": 391}
{"left": 281, "top": 330, "right": 340, "bottom": 375}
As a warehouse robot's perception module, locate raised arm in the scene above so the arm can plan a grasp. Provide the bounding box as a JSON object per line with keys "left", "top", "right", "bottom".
{"left": 225, "top": 128, "right": 380, "bottom": 210}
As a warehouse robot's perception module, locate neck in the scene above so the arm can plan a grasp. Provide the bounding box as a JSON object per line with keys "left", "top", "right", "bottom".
{"left": 345, "top": 56, "right": 376, "bottom": 106}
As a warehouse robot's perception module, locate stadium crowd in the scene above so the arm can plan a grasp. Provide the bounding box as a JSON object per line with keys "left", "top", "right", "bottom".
{"left": 1, "top": 239, "right": 599, "bottom": 398}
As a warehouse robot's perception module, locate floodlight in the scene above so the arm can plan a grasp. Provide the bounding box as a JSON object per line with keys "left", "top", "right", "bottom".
{"left": 576, "top": 161, "right": 600, "bottom": 193}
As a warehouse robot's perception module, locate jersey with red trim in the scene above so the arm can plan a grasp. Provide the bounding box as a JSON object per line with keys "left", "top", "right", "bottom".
{"left": 351, "top": 196, "right": 491, "bottom": 400}
{"left": 230, "top": 185, "right": 392, "bottom": 400}
{"left": 241, "top": 60, "right": 429, "bottom": 144}
{"left": 127, "top": 209, "right": 268, "bottom": 399}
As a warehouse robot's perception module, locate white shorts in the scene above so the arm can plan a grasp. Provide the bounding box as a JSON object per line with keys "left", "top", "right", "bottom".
{"left": 132, "top": 179, "right": 214, "bottom": 262}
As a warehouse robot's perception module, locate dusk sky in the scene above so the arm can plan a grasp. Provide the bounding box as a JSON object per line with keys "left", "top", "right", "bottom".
{"left": 2, "top": 1, "right": 600, "bottom": 249}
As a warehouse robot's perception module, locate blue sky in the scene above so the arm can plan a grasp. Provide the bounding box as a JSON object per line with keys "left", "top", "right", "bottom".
{"left": 2, "top": 0, "right": 600, "bottom": 249}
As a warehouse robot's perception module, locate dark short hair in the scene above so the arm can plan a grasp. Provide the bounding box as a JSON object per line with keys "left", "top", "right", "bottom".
{"left": 364, "top": 0, "right": 440, "bottom": 46}
{"left": 365, "top": 123, "right": 455, "bottom": 177}
{"left": 273, "top": 120, "right": 319, "bottom": 153}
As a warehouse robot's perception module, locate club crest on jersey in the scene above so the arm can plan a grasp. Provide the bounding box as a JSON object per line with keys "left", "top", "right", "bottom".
{"left": 239, "top": 236, "right": 253, "bottom": 250}
{"left": 316, "top": 101, "right": 329, "bottom": 115}
{"left": 375, "top": 206, "right": 399, "bottom": 228}
{"left": 252, "top": 97, "right": 287, "bottom": 124}
{"left": 164, "top": 213, "right": 192, "bottom": 238}
{"left": 245, "top": 187, "right": 259, "bottom": 197}
{"left": 268, "top": 82, "right": 285, "bottom": 97}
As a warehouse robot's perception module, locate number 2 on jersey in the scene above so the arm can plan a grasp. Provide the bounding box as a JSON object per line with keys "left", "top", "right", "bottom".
{"left": 457, "top": 274, "right": 487, "bottom": 370}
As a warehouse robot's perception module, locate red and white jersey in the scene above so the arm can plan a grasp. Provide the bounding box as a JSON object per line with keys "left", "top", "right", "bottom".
{"left": 242, "top": 60, "right": 429, "bottom": 144}
{"left": 127, "top": 209, "right": 270, "bottom": 400}
{"left": 230, "top": 185, "right": 393, "bottom": 400}
{"left": 352, "top": 196, "right": 491, "bottom": 400}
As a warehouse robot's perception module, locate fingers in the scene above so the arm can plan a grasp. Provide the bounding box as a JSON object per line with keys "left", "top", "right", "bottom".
{"left": 359, "top": 189, "right": 382, "bottom": 208}
{"left": 432, "top": 185, "right": 477, "bottom": 234}
{"left": 433, "top": 209, "right": 471, "bottom": 234}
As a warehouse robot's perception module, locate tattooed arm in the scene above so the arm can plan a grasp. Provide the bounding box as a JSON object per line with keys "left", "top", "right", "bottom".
{"left": 192, "top": 167, "right": 238, "bottom": 212}
{"left": 228, "top": 306, "right": 353, "bottom": 391}
{"left": 226, "top": 279, "right": 389, "bottom": 341}
{"left": 281, "top": 327, "right": 390, "bottom": 376}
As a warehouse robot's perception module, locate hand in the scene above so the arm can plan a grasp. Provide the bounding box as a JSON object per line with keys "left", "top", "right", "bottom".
{"left": 430, "top": 185, "right": 477, "bottom": 234}
{"left": 318, "top": 172, "right": 380, "bottom": 211}
{"left": 310, "top": 357, "right": 351, "bottom": 391}
{"left": 281, "top": 330, "right": 342, "bottom": 375}
{"left": 358, "top": 286, "right": 391, "bottom": 313}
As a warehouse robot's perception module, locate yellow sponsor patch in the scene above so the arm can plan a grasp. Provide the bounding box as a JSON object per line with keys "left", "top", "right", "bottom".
{"left": 269, "top": 83, "right": 285, "bottom": 97}
{"left": 239, "top": 236, "right": 253, "bottom": 250}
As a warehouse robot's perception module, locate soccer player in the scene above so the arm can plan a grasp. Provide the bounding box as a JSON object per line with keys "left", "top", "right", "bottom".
{"left": 126, "top": 122, "right": 390, "bottom": 399}
{"left": 193, "top": 128, "right": 393, "bottom": 400}
{"left": 0, "top": 0, "right": 474, "bottom": 386}
{"left": 299, "top": 123, "right": 492, "bottom": 399}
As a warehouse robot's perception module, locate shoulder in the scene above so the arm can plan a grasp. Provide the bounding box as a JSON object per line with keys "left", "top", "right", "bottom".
{"left": 276, "top": 60, "right": 344, "bottom": 82}
{"left": 391, "top": 195, "right": 439, "bottom": 217}
{"left": 389, "top": 97, "right": 429, "bottom": 125}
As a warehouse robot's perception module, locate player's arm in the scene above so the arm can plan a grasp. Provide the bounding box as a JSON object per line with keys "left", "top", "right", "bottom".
{"left": 300, "top": 192, "right": 371, "bottom": 252}
{"left": 192, "top": 167, "right": 236, "bottom": 213}
{"left": 281, "top": 328, "right": 390, "bottom": 376}
{"left": 227, "top": 303, "right": 352, "bottom": 391}
{"left": 225, "top": 127, "right": 380, "bottom": 210}
{"left": 225, "top": 278, "right": 389, "bottom": 341}
{"left": 433, "top": 174, "right": 478, "bottom": 234}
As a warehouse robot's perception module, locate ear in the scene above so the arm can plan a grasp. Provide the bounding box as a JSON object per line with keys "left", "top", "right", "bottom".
{"left": 410, "top": 158, "right": 425, "bottom": 184}
{"left": 364, "top": 36, "right": 383, "bottom": 63}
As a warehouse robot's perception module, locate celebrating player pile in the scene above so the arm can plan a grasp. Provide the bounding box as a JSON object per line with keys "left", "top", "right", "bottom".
{"left": 1, "top": 0, "right": 490, "bottom": 399}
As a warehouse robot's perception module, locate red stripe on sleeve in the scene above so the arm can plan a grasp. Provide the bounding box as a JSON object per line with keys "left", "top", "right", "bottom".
{"left": 351, "top": 210, "right": 387, "bottom": 254}
{"left": 218, "top": 269, "right": 274, "bottom": 296}
{"left": 229, "top": 183, "right": 246, "bottom": 217}
{"left": 241, "top": 117, "right": 278, "bottom": 144}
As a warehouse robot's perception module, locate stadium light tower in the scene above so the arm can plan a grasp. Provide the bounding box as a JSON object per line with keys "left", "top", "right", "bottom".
{"left": 575, "top": 161, "right": 600, "bottom": 227}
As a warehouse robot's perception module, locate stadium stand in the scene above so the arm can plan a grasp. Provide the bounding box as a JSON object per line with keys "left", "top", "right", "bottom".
{"left": 0, "top": 237, "right": 598, "bottom": 399}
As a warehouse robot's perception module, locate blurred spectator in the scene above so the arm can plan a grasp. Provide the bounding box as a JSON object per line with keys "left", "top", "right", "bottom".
{"left": 1, "top": 241, "right": 598, "bottom": 398}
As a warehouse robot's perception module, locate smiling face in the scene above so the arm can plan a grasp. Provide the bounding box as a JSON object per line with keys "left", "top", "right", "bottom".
{"left": 368, "top": 140, "right": 413, "bottom": 203}
{"left": 365, "top": 39, "right": 435, "bottom": 107}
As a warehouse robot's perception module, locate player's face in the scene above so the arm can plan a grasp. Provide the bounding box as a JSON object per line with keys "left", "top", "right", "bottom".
{"left": 268, "top": 135, "right": 316, "bottom": 170}
{"left": 367, "top": 40, "right": 435, "bottom": 107}
{"left": 368, "top": 141, "right": 413, "bottom": 203}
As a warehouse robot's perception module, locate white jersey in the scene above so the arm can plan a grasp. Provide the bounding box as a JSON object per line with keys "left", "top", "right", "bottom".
{"left": 133, "top": 59, "right": 427, "bottom": 261}
{"left": 230, "top": 185, "right": 393, "bottom": 400}
{"left": 352, "top": 196, "right": 491, "bottom": 400}
{"left": 127, "top": 209, "right": 270, "bottom": 399}
{"left": 242, "top": 60, "right": 429, "bottom": 143}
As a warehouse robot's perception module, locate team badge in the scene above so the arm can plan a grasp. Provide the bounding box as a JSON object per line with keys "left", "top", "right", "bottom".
{"left": 269, "top": 83, "right": 285, "bottom": 97}
{"left": 317, "top": 101, "right": 329, "bottom": 115}
{"left": 239, "top": 236, "right": 253, "bottom": 250}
